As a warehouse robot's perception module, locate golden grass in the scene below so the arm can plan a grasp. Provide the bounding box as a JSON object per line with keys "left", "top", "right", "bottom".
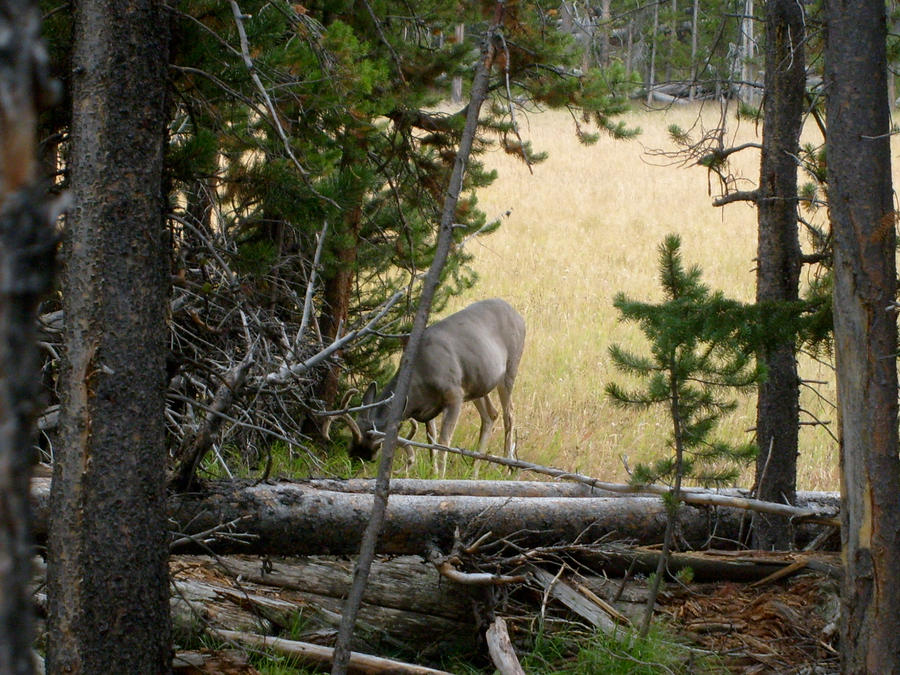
{"left": 441, "top": 102, "right": 842, "bottom": 491}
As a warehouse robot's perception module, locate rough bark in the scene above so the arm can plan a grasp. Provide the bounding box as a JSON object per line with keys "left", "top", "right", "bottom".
{"left": 171, "top": 484, "right": 724, "bottom": 556}
{"left": 753, "top": 0, "right": 805, "bottom": 550}
{"left": 45, "top": 0, "right": 172, "bottom": 672}
{"left": 825, "top": 1, "right": 900, "bottom": 671}
{"left": 0, "top": 3, "right": 57, "bottom": 673}
{"left": 47, "top": 480, "right": 836, "bottom": 555}
{"left": 172, "top": 554, "right": 483, "bottom": 656}
{"left": 28, "top": 477, "right": 840, "bottom": 554}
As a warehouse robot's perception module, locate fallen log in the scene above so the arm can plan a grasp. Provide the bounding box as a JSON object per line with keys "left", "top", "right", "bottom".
{"left": 172, "top": 555, "right": 479, "bottom": 657}
{"left": 305, "top": 478, "right": 620, "bottom": 498}
{"left": 576, "top": 547, "right": 842, "bottom": 583}
{"left": 179, "top": 554, "right": 480, "bottom": 623}
{"left": 167, "top": 485, "right": 743, "bottom": 556}
{"left": 355, "top": 444, "right": 840, "bottom": 526}
{"left": 29, "top": 478, "right": 836, "bottom": 556}
{"left": 304, "top": 479, "right": 839, "bottom": 509}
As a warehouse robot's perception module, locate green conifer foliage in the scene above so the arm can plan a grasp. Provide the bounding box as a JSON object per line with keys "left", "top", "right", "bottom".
{"left": 607, "top": 233, "right": 763, "bottom": 634}
{"left": 41, "top": 0, "right": 641, "bottom": 472}
{"left": 606, "top": 234, "right": 761, "bottom": 489}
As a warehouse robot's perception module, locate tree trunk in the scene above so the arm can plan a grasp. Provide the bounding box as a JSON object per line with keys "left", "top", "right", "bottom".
{"left": 0, "top": 3, "right": 57, "bottom": 673}
{"left": 646, "top": 0, "right": 659, "bottom": 105}
{"left": 46, "top": 0, "right": 172, "bottom": 672}
{"left": 752, "top": 0, "right": 804, "bottom": 551}
{"left": 451, "top": 24, "right": 464, "bottom": 102}
{"left": 739, "top": 0, "right": 756, "bottom": 103}
{"left": 308, "top": 138, "right": 365, "bottom": 433}
{"left": 825, "top": 1, "right": 900, "bottom": 671}
{"left": 597, "top": 0, "right": 611, "bottom": 68}
{"left": 689, "top": 0, "right": 699, "bottom": 99}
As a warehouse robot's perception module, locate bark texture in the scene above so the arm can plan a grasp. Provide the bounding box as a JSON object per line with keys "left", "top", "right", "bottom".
{"left": 753, "top": 0, "right": 805, "bottom": 550}
{"left": 825, "top": 1, "right": 900, "bottom": 671}
{"left": 46, "top": 0, "right": 172, "bottom": 671}
{"left": 28, "top": 480, "right": 825, "bottom": 556}
{"left": 0, "top": 3, "right": 57, "bottom": 673}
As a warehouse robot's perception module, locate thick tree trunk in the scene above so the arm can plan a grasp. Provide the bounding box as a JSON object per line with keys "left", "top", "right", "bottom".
{"left": 28, "top": 477, "right": 841, "bottom": 552}
{"left": 753, "top": 0, "right": 804, "bottom": 550}
{"left": 0, "top": 3, "right": 57, "bottom": 673}
{"left": 45, "top": 1, "right": 172, "bottom": 672}
{"left": 825, "top": 1, "right": 900, "bottom": 671}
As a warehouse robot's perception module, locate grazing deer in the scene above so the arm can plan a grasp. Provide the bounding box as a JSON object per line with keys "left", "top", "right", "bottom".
{"left": 338, "top": 298, "right": 525, "bottom": 476}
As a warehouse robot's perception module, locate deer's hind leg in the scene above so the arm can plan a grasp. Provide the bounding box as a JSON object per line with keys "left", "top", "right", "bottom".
{"left": 400, "top": 419, "right": 419, "bottom": 474}
{"left": 496, "top": 382, "right": 516, "bottom": 461}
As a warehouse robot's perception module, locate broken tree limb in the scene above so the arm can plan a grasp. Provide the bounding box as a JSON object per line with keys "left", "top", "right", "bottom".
{"left": 485, "top": 618, "right": 525, "bottom": 675}
{"left": 302, "top": 478, "right": 840, "bottom": 513}
{"left": 426, "top": 545, "right": 526, "bottom": 586}
{"left": 379, "top": 441, "right": 840, "bottom": 526}
{"left": 170, "top": 343, "right": 257, "bottom": 491}
{"left": 213, "top": 629, "right": 454, "bottom": 675}
{"left": 530, "top": 566, "right": 619, "bottom": 634}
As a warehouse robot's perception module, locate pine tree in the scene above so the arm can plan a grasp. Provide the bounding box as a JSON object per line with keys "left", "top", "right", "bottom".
{"left": 606, "top": 234, "right": 761, "bottom": 634}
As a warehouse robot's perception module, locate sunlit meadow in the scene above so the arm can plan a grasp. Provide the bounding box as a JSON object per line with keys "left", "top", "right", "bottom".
{"left": 439, "top": 102, "right": 843, "bottom": 491}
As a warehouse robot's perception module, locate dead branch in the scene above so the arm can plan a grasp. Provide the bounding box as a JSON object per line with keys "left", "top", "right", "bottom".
{"left": 213, "top": 628, "right": 454, "bottom": 675}
{"left": 379, "top": 437, "right": 840, "bottom": 526}
{"left": 170, "top": 343, "right": 257, "bottom": 491}
{"left": 427, "top": 545, "right": 526, "bottom": 586}
{"left": 485, "top": 617, "right": 525, "bottom": 675}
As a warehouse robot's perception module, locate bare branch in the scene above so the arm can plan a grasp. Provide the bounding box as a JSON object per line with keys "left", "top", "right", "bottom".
{"left": 713, "top": 189, "right": 759, "bottom": 207}
{"left": 228, "top": 0, "right": 309, "bottom": 177}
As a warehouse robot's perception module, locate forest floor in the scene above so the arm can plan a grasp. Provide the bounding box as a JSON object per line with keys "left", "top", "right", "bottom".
{"left": 171, "top": 551, "right": 842, "bottom": 674}
{"left": 658, "top": 567, "right": 840, "bottom": 673}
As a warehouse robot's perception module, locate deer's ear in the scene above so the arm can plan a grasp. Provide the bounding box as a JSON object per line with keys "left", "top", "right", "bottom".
{"left": 362, "top": 382, "right": 378, "bottom": 405}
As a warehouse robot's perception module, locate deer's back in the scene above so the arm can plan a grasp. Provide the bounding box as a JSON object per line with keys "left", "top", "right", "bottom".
{"left": 413, "top": 299, "right": 525, "bottom": 401}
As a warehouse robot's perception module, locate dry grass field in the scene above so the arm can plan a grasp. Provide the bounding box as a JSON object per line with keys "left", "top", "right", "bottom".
{"left": 441, "top": 101, "right": 843, "bottom": 491}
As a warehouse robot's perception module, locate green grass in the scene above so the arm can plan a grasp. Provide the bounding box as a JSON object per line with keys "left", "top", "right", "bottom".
{"left": 440, "top": 103, "right": 842, "bottom": 491}
{"left": 519, "top": 624, "right": 724, "bottom": 675}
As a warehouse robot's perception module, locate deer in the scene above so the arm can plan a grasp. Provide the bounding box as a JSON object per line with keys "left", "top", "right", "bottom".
{"left": 334, "top": 298, "right": 525, "bottom": 477}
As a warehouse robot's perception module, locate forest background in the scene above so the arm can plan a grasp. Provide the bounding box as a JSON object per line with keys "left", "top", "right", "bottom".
{"left": 3, "top": 0, "right": 899, "bottom": 672}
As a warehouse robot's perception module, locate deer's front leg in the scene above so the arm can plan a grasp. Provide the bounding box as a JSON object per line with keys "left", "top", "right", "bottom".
{"left": 437, "top": 396, "right": 463, "bottom": 478}
{"left": 401, "top": 419, "right": 418, "bottom": 473}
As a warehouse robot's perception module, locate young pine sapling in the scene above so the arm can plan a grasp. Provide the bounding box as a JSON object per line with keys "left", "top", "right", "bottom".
{"left": 606, "top": 234, "right": 762, "bottom": 636}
